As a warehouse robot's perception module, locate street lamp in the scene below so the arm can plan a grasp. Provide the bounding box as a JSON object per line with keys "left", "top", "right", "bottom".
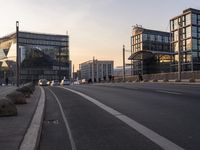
{"left": 177, "top": 22, "right": 182, "bottom": 81}
{"left": 16, "top": 21, "right": 20, "bottom": 87}
{"left": 122, "top": 45, "right": 132, "bottom": 82}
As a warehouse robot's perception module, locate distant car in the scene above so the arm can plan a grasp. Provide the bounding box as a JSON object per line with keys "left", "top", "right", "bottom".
{"left": 47, "top": 81, "right": 51, "bottom": 86}
{"left": 50, "top": 80, "right": 60, "bottom": 86}
{"left": 60, "top": 79, "right": 70, "bottom": 86}
{"left": 38, "top": 79, "right": 48, "bottom": 86}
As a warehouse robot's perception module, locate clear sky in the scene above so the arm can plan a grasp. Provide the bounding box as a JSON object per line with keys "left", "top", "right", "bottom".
{"left": 0, "top": 0, "right": 200, "bottom": 70}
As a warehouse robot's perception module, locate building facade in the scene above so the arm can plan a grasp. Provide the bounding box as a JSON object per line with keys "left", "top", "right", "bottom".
{"left": 79, "top": 59, "right": 114, "bottom": 82}
{"left": 0, "top": 31, "right": 70, "bottom": 84}
{"left": 170, "top": 8, "right": 200, "bottom": 71}
{"left": 129, "top": 25, "right": 172, "bottom": 75}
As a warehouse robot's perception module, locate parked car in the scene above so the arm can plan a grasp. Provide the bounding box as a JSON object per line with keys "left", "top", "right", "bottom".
{"left": 50, "top": 80, "right": 60, "bottom": 86}
{"left": 38, "top": 79, "right": 48, "bottom": 86}
{"left": 60, "top": 79, "right": 70, "bottom": 85}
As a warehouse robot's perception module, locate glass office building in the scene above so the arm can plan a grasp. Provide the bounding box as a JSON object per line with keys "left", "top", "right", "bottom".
{"left": 170, "top": 8, "right": 200, "bottom": 71}
{"left": 0, "top": 31, "right": 70, "bottom": 84}
{"left": 129, "top": 25, "right": 172, "bottom": 75}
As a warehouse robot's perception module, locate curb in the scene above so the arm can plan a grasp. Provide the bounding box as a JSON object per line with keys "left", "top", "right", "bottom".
{"left": 19, "top": 87, "right": 45, "bottom": 150}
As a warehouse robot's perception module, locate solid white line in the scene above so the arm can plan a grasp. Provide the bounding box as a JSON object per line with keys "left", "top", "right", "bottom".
{"left": 62, "top": 87, "right": 184, "bottom": 150}
{"left": 48, "top": 88, "right": 77, "bottom": 150}
{"left": 156, "top": 90, "right": 182, "bottom": 95}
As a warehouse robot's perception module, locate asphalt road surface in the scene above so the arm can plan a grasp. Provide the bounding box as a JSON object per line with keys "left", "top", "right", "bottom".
{"left": 39, "top": 83, "right": 200, "bottom": 150}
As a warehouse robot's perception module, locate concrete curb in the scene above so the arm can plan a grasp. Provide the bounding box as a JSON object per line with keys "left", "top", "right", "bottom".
{"left": 19, "top": 86, "right": 45, "bottom": 150}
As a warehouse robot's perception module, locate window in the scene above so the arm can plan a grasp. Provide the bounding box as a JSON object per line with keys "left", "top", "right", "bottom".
{"left": 192, "top": 14, "right": 197, "bottom": 25}
{"left": 170, "top": 20, "right": 174, "bottom": 30}
{"left": 182, "top": 28, "right": 186, "bottom": 39}
{"left": 164, "top": 37, "right": 169, "bottom": 43}
{"left": 186, "top": 14, "right": 191, "bottom": 25}
{"left": 198, "top": 15, "right": 200, "bottom": 25}
{"left": 182, "top": 16, "right": 186, "bottom": 26}
{"left": 192, "top": 26, "right": 197, "bottom": 37}
{"left": 186, "top": 39, "right": 192, "bottom": 50}
{"left": 173, "top": 42, "right": 178, "bottom": 52}
{"left": 150, "top": 34, "right": 155, "bottom": 41}
{"left": 174, "top": 31, "right": 178, "bottom": 41}
{"left": 142, "top": 34, "right": 147, "bottom": 41}
{"left": 157, "top": 35, "right": 162, "bottom": 42}
{"left": 192, "top": 38, "right": 198, "bottom": 50}
{"left": 174, "top": 19, "right": 179, "bottom": 30}
{"left": 186, "top": 26, "right": 191, "bottom": 38}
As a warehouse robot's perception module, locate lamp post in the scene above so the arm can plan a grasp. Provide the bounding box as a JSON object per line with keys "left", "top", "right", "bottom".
{"left": 59, "top": 46, "right": 61, "bottom": 82}
{"left": 177, "top": 22, "right": 182, "bottom": 81}
{"left": 123, "top": 45, "right": 125, "bottom": 82}
{"left": 16, "top": 21, "right": 19, "bottom": 87}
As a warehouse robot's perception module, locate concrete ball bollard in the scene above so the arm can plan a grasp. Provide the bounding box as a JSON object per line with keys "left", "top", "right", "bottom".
{"left": 0, "top": 98, "right": 17, "bottom": 117}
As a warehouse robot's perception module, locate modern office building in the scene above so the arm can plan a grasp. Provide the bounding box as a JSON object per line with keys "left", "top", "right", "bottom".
{"left": 170, "top": 8, "right": 200, "bottom": 71}
{"left": 79, "top": 59, "right": 114, "bottom": 82}
{"left": 128, "top": 25, "right": 173, "bottom": 75}
{"left": 0, "top": 31, "right": 70, "bottom": 84}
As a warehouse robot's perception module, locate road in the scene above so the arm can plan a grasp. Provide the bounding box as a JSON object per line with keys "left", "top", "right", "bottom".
{"left": 38, "top": 83, "right": 200, "bottom": 150}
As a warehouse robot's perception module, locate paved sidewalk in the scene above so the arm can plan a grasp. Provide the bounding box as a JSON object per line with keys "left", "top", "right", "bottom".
{"left": 0, "top": 86, "right": 44, "bottom": 150}
{"left": 0, "top": 86, "right": 18, "bottom": 97}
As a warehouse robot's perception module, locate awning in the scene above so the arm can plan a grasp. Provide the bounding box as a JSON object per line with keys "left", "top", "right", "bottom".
{"left": 128, "top": 50, "right": 175, "bottom": 60}
{"left": 128, "top": 50, "right": 154, "bottom": 60}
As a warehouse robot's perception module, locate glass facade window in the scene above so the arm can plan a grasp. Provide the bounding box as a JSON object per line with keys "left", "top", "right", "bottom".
{"left": 192, "top": 26, "right": 197, "bottom": 37}
{"left": 142, "top": 34, "right": 148, "bottom": 41}
{"left": 0, "top": 32, "right": 70, "bottom": 83}
{"left": 192, "top": 38, "right": 198, "bottom": 50}
{"left": 157, "top": 35, "right": 162, "bottom": 42}
{"left": 192, "top": 13, "right": 197, "bottom": 25}
{"left": 150, "top": 35, "right": 155, "bottom": 41}
{"left": 198, "top": 15, "right": 200, "bottom": 25}
{"left": 164, "top": 36, "right": 169, "bottom": 43}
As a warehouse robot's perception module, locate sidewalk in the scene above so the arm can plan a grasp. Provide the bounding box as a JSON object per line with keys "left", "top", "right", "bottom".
{"left": 0, "top": 86, "right": 45, "bottom": 150}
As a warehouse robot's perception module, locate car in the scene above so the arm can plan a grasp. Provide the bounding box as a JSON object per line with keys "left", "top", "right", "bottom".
{"left": 38, "top": 79, "right": 48, "bottom": 86}
{"left": 60, "top": 79, "right": 70, "bottom": 85}
{"left": 50, "top": 80, "right": 60, "bottom": 86}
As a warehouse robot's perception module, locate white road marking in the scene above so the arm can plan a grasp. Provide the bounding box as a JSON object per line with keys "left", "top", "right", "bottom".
{"left": 156, "top": 90, "right": 182, "bottom": 95}
{"left": 62, "top": 87, "right": 185, "bottom": 150}
{"left": 48, "top": 88, "right": 77, "bottom": 150}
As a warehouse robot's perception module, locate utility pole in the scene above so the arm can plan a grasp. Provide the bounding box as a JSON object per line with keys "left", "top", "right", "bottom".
{"left": 16, "top": 21, "right": 19, "bottom": 87}
{"left": 178, "top": 23, "right": 182, "bottom": 81}
{"left": 123, "top": 45, "right": 125, "bottom": 82}
{"left": 72, "top": 64, "right": 74, "bottom": 82}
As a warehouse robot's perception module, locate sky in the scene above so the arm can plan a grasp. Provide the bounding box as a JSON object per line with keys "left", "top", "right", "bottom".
{"left": 0, "top": 0, "right": 200, "bottom": 70}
